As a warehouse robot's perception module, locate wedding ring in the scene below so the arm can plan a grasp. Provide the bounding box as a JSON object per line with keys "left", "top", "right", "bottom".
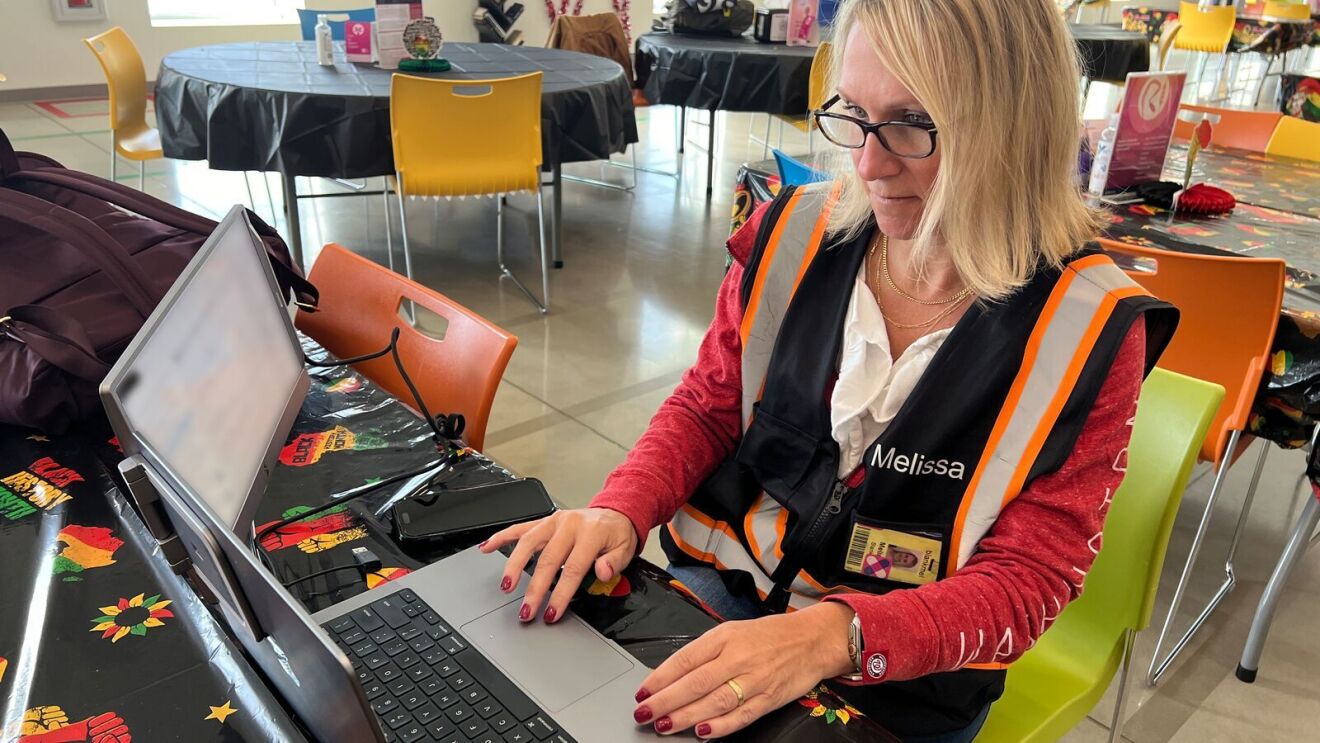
{"left": 725, "top": 679, "right": 745, "bottom": 706}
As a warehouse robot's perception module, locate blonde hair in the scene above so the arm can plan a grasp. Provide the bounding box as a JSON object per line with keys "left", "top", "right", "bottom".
{"left": 822, "top": 0, "right": 1103, "bottom": 301}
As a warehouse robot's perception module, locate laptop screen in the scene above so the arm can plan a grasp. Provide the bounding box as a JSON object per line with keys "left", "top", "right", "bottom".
{"left": 110, "top": 210, "right": 304, "bottom": 530}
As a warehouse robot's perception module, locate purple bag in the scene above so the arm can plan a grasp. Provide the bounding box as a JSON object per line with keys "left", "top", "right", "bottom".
{"left": 0, "top": 127, "right": 316, "bottom": 434}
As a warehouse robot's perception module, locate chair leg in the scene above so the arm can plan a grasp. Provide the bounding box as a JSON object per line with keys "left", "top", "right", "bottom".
{"left": 244, "top": 172, "right": 257, "bottom": 212}
{"left": 536, "top": 189, "right": 550, "bottom": 313}
{"left": 1108, "top": 628, "right": 1136, "bottom": 743}
{"left": 139, "top": 160, "right": 145, "bottom": 191}
{"left": 494, "top": 191, "right": 548, "bottom": 313}
{"left": 1194, "top": 52, "right": 1209, "bottom": 100}
{"left": 110, "top": 132, "right": 117, "bottom": 182}
{"left": 496, "top": 192, "right": 505, "bottom": 266}
{"left": 762, "top": 116, "right": 772, "bottom": 160}
{"left": 1147, "top": 430, "right": 1267, "bottom": 685}
{"left": 382, "top": 181, "right": 395, "bottom": 273}
{"left": 395, "top": 173, "right": 415, "bottom": 280}
{"left": 1254, "top": 55, "right": 1273, "bottom": 106}
{"left": 1237, "top": 493, "right": 1320, "bottom": 683}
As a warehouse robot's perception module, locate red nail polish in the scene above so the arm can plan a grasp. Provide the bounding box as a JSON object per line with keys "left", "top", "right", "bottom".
{"left": 500, "top": 576, "right": 512, "bottom": 592}
{"left": 518, "top": 603, "right": 531, "bottom": 621}
{"left": 633, "top": 706, "right": 653, "bottom": 724}
{"left": 634, "top": 688, "right": 650, "bottom": 703}
{"left": 697, "top": 723, "right": 712, "bottom": 737}
{"left": 654, "top": 717, "right": 673, "bottom": 733}
{"left": 543, "top": 607, "right": 557, "bottom": 623}
{"left": 478, "top": 540, "right": 489, "bottom": 550}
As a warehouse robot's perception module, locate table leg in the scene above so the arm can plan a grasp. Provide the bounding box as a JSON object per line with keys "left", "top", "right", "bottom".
{"left": 706, "top": 109, "right": 716, "bottom": 201}
{"left": 553, "top": 163, "right": 564, "bottom": 269}
{"left": 282, "top": 171, "right": 304, "bottom": 271}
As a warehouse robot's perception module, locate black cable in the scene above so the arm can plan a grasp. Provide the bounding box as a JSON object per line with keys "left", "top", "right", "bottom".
{"left": 282, "top": 564, "right": 362, "bottom": 588}
{"left": 304, "top": 327, "right": 465, "bottom": 445}
{"left": 387, "top": 328, "right": 463, "bottom": 443}
{"left": 303, "top": 331, "right": 397, "bottom": 367}
{"left": 253, "top": 457, "right": 446, "bottom": 546}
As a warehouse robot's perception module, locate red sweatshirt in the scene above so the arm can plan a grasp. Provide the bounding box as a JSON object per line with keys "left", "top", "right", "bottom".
{"left": 590, "top": 203, "right": 1145, "bottom": 683}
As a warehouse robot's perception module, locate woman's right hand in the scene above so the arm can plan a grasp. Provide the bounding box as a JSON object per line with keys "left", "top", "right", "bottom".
{"left": 477, "top": 507, "right": 639, "bottom": 625}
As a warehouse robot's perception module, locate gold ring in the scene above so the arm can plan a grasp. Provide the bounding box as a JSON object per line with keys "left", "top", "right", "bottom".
{"left": 725, "top": 679, "right": 745, "bottom": 706}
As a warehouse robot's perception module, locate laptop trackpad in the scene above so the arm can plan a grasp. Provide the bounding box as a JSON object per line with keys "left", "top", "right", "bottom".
{"left": 462, "top": 601, "right": 636, "bottom": 713}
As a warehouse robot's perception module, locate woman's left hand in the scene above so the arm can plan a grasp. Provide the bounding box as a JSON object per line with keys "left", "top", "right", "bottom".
{"left": 633, "top": 602, "right": 857, "bottom": 738}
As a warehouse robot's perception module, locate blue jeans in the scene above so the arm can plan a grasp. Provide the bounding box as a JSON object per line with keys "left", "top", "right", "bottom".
{"left": 665, "top": 563, "right": 766, "bottom": 620}
{"left": 666, "top": 564, "right": 992, "bottom": 742}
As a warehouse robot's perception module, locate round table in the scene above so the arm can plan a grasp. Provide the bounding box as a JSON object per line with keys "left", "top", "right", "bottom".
{"left": 155, "top": 41, "right": 638, "bottom": 264}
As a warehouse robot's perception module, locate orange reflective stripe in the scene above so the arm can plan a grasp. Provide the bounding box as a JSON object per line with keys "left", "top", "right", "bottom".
{"left": 790, "top": 184, "right": 841, "bottom": 295}
{"left": 997, "top": 283, "right": 1147, "bottom": 509}
{"left": 1000, "top": 292, "right": 1118, "bottom": 508}
{"left": 965, "top": 661, "right": 1011, "bottom": 671}
{"left": 743, "top": 493, "right": 768, "bottom": 571}
{"left": 773, "top": 506, "right": 789, "bottom": 561}
{"left": 740, "top": 189, "right": 804, "bottom": 349}
{"left": 949, "top": 265, "right": 1081, "bottom": 573}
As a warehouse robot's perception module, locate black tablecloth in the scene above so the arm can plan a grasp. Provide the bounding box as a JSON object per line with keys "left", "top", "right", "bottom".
{"left": 156, "top": 42, "right": 639, "bottom": 179}
{"left": 635, "top": 26, "right": 1150, "bottom": 112}
{"left": 1071, "top": 23, "right": 1152, "bottom": 83}
{"left": 2, "top": 334, "right": 896, "bottom": 743}
{"left": 636, "top": 33, "right": 818, "bottom": 114}
{"left": 0, "top": 427, "right": 308, "bottom": 742}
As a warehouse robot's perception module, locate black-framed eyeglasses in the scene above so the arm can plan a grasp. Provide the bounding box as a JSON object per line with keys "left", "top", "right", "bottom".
{"left": 812, "top": 95, "right": 939, "bottom": 159}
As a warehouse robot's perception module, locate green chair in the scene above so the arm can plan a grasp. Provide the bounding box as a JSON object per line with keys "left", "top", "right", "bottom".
{"left": 976, "top": 368, "right": 1224, "bottom": 743}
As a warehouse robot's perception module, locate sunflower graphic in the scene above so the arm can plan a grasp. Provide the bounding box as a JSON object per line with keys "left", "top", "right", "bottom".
{"left": 90, "top": 593, "right": 174, "bottom": 642}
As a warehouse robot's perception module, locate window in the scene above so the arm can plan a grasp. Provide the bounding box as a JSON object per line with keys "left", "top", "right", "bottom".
{"left": 148, "top": 0, "right": 301, "bottom": 27}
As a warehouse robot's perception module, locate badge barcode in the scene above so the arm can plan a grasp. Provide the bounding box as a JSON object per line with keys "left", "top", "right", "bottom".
{"left": 845, "top": 524, "right": 870, "bottom": 572}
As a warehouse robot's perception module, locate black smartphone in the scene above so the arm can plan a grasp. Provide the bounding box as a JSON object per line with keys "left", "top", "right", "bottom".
{"left": 393, "top": 478, "right": 555, "bottom": 543}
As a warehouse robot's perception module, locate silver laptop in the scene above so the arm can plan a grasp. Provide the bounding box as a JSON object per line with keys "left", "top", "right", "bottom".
{"left": 101, "top": 206, "right": 652, "bottom": 743}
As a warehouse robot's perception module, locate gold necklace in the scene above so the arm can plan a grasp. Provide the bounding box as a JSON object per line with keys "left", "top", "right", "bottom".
{"left": 868, "top": 236, "right": 973, "bottom": 330}
{"left": 877, "top": 234, "right": 972, "bottom": 306}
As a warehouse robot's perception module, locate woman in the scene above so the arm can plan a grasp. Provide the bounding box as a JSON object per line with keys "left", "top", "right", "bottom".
{"left": 482, "top": 1, "right": 1177, "bottom": 740}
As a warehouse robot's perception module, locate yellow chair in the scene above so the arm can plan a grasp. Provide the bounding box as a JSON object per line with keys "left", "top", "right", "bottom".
{"left": 389, "top": 72, "right": 550, "bottom": 313}
{"left": 1262, "top": 1, "right": 1312, "bottom": 21}
{"left": 1172, "top": 1, "right": 1237, "bottom": 98}
{"left": 83, "top": 27, "right": 162, "bottom": 189}
{"left": 1265, "top": 116, "right": 1320, "bottom": 162}
{"left": 762, "top": 41, "right": 832, "bottom": 159}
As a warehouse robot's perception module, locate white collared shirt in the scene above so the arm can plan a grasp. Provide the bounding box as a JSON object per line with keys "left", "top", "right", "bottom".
{"left": 830, "top": 267, "right": 952, "bottom": 475}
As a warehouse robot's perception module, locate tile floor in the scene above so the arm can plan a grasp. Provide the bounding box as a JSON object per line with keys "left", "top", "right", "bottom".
{"left": 4, "top": 48, "right": 1318, "bottom": 740}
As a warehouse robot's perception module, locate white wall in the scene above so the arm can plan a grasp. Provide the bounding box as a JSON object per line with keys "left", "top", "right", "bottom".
{"left": 0, "top": 0, "right": 653, "bottom": 94}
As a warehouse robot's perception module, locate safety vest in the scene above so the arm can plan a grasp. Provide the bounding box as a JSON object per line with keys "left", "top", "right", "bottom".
{"left": 660, "top": 182, "right": 1178, "bottom": 735}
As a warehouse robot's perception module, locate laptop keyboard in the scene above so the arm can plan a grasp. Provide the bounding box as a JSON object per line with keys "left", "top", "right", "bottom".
{"left": 323, "top": 589, "right": 576, "bottom": 743}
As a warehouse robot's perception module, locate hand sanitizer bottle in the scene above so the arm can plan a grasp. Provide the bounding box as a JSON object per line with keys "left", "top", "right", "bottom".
{"left": 316, "top": 14, "right": 334, "bottom": 66}
{"left": 1087, "top": 114, "right": 1119, "bottom": 199}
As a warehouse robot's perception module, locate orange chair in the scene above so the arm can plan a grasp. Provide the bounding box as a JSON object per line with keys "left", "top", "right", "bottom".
{"left": 295, "top": 243, "right": 518, "bottom": 451}
{"left": 1098, "top": 239, "right": 1285, "bottom": 686}
{"left": 1171, "top": 104, "right": 1283, "bottom": 152}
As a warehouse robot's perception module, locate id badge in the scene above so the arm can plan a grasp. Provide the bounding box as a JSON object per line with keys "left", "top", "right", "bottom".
{"left": 843, "top": 523, "right": 942, "bottom": 585}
